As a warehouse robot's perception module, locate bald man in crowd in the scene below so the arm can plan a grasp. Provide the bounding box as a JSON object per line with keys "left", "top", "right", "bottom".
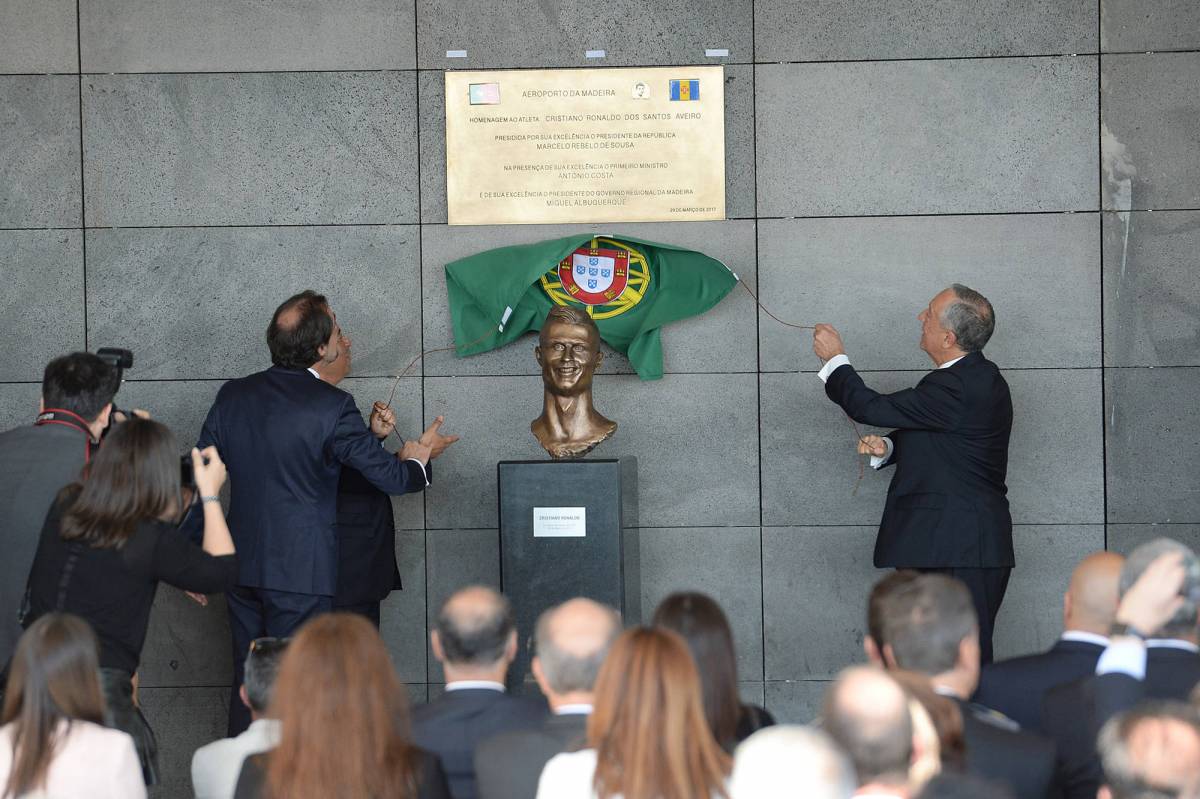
{"left": 973, "top": 550, "right": 1124, "bottom": 732}
{"left": 822, "top": 667, "right": 917, "bottom": 799}
{"left": 474, "top": 598, "right": 621, "bottom": 799}
{"left": 412, "top": 586, "right": 547, "bottom": 799}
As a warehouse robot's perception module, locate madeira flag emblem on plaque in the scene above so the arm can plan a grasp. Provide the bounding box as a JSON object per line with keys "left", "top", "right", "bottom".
{"left": 444, "top": 235, "right": 738, "bottom": 380}
{"left": 669, "top": 79, "right": 700, "bottom": 101}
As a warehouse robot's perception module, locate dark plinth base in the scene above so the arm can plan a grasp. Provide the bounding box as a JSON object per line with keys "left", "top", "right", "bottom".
{"left": 498, "top": 458, "right": 639, "bottom": 686}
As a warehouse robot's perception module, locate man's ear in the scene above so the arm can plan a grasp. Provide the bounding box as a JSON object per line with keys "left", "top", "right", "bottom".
{"left": 503, "top": 629, "right": 518, "bottom": 662}
{"left": 239, "top": 684, "right": 251, "bottom": 711}
{"left": 531, "top": 656, "right": 551, "bottom": 695}
{"left": 430, "top": 630, "right": 444, "bottom": 662}
{"left": 881, "top": 642, "right": 900, "bottom": 670}
{"left": 1097, "top": 787, "right": 1112, "bottom": 799}
{"left": 316, "top": 342, "right": 328, "bottom": 363}
{"left": 38, "top": 396, "right": 45, "bottom": 413}
{"left": 864, "top": 636, "right": 884, "bottom": 667}
{"left": 95, "top": 403, "right": 113, "bottom": 430}
{"left": 534, "top": 345, "right": 544, "bottom": 367}
{"left": 593, "top": 349, "right": 604, "bottom": 370}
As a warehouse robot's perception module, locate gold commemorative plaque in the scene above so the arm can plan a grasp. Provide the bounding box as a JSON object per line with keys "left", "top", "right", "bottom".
{"left": 445, "top": 66, "right": 725, "bottom": 226}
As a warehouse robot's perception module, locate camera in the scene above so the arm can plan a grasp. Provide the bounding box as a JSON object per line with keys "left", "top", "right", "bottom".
{"left": 181, "top": 454, "right": 196, "bottom": 489}
{"left": 95, "top": 348, "right": 135, "bottom": 422}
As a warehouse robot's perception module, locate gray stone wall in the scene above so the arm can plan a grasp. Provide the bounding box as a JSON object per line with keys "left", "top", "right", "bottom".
{"left": 2, "top": 1, "right": 1198, "bottom": 795}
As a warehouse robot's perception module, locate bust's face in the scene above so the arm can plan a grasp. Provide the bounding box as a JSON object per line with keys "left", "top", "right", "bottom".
{"left": 536, "top": 320, "right": 603, "bottom": 396}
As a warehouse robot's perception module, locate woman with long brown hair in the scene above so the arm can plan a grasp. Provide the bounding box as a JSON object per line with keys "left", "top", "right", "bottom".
{"left": 652, "top": 592, "right": 775, "bottom": 750}
{"left": 233, "top": 612, "right": 449, "bottom": 799}
{"left": 536, "top": 626, "right": 731, "bottom": 799}
{"left": 0, "top": 613, "right": 144, "bottom": 798}
{"left": 21, "top": 418, "right": 237, "bottom": 784}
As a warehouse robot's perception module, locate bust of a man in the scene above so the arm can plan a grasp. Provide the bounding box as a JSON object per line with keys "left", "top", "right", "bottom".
{"left": 531, "top": 305, "right": 617, "bottom": 459}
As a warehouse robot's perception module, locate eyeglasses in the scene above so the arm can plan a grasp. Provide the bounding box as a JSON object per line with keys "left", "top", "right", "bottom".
{"left": 249, "top": 636, "right": 290, "bottom": 654}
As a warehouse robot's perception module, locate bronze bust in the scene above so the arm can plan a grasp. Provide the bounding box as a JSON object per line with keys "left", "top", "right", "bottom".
{"left": 531, "top": 305, "right": 617, "bottom": 459}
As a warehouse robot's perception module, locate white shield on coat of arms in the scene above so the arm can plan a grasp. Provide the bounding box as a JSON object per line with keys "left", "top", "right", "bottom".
{"left": 572, "top": 253, "right": 616, "bottom": 293}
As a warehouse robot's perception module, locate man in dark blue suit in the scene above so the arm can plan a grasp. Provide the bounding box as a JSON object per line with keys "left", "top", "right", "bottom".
{"left": 814, "top": 284, "right": 1013, "bottom": 663}
{"left": 198, "top": 291, "right": 457, "bottom": 734}
{"left": 973, "top": 550, "right": 1122, "bottom": 733}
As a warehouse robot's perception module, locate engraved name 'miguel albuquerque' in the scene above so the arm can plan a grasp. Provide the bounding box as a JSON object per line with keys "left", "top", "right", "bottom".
{"left": 446, "top": 66, "right": 725, "bottom": 226}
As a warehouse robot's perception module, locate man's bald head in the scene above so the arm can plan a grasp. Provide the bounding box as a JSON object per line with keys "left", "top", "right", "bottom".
{"left": 435, "top": 585, "right": 515, "bottom": 666}
{"left": 267, "top": 290, "right": 334, "bottom": 370}
{"left": 535, "top": 598, "right": 621, "bottom": 695}
{"left": 1064, "top": 551, "right": 1124, "bottom": 635}
{"left": 822, "top": 666, "right": 914, "bottom": 787}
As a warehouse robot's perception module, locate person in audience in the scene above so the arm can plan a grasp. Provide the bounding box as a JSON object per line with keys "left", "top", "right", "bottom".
{"left": 413, "top": 586, "right": 546, "bottom": 799}
{"left": 475, "top": 598, "right": 621, "bottom": 799}
{"left": 192, "top": 637, "right": 288, "bottom": 799}
{"left": 974, "top": 550, "right": 1123, "bottom": 732}
{"left": 1041, "top": 540, "right": 1200, "bottom": 799}
{"left": 20, "top": 418, "right": 236, "bottom": 785}
{"left": 0, "top": 352, "right": 120, "bottom": 667}
{"left": 652, "top": 592, "right": 775, "bottom": 750}
{"left": 233, "top": 613, "right": 449, "bottom": 799}
{"left": 822, "top": 666, "right": 917, "bottom": 799}
{"left": 728, "top": 725, "right": 855, "bottom": 799}
{"left": 890, "top": 670, "right": 966, "bottom": 774}
{"left": 1096, "top": 701, "right": 1200, "bottom": 799}
{"left": 536, "top": 626, "right": 731, "bottom": 798}
{"left": 0, "top": 613, "right": 144, "bottom": 799}
{"left": 874, "top": 574, "right": 1055, "bottom": 799}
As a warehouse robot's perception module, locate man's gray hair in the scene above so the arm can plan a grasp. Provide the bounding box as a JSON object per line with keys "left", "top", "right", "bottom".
{"left": 534, "top": 601, "right": 621, "bottom": 694}
{"left": 730, "top": 726, "right": 856, "bottom": 799}
{"left": 941, "top": 284, "right": 995, "bottom": 353}
{"left": 1119, "top": 538, "right": 1200, "bottom": 638}
{"left": 1098, "top": 701, "right": 1200, "bottom": 799}
{"left": 880, "top": 574, "right": 977, "bottom": 675}
{"left": 243, "top": 638, "right": 289, "bottom": 714}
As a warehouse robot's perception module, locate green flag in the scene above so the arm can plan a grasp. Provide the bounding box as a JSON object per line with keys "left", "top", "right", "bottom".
{"left": 444, "top": 234, "right": 739, "bottom": 380}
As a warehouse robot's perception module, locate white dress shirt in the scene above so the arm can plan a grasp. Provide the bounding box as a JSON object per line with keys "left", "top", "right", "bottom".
{"left": 445, "top": 680, "right": 506, "bottom": 693}
{"left": 1096, "top": 637, "right": 1200, "bottom": 680}
{"left": 536, "top": 749, "right": 728, "bottom": 799}
{"left": 0, "top": 720, "right": 145, "bottom": 799}
{"left": 816, "top": 353, "right": 966, "bottom": 469}
{"left": 191, "top": 718, "right": 281, "bottom": 799}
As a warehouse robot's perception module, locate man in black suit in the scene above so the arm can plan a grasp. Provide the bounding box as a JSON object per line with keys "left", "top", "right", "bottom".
{"left": 474, "top": 597, "right": 621, "bottom": 799}
{"left": 198, "top": 290, "right": 458, "bottom": 734}
{"left": 974, "top": 550, "right": 1123, "bottom": 733}
{"left": 0, "top": 352, "right": 119, "bottom": 666}
{"left": 875, "top": 573, "right": 1056, "bottom": 799}
{"left": 814, "top": 284, "right": 1012, "bottom": 663}
{"left": 1041, "top": 540, "right": 1200, "bottom": 799}
{"left": 413, "top": 586, "right": 548, "bottom": 799}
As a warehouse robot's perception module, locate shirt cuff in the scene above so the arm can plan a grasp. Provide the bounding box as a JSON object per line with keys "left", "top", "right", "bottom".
{"left": 405, "top": 458, "right": 431, "bottom": 487}
{"left": 1096, "top": 639, "right": 1148, "bottom": 680}
{"left": 817, "top": 354, "right": 851, "bottom": 383}
{"left": 869, "top": 437, "right": 894, "bottom": 469}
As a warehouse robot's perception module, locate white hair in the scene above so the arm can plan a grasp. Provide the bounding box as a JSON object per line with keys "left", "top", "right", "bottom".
{"left": 730, "top": 725, "right": 856, "bottom": 799}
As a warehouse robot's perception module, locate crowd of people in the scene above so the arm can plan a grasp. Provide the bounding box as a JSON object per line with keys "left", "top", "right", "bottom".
{"left": 2, "top": 289, "right": 1200, "bottom": 798}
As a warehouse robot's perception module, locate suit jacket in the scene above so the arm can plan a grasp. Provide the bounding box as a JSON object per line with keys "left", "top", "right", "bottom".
{"left": 1041, "top": 646, "right": 1200, "bottom": 799}
{"left": 973, "top": 637, "right": 1106, "bottom": 733}
{"left": 0, "top": 421, "right": 91, "bottom": 665}
{"left": 475, "top": 712, "right": 588, "bottom": 799}
{"left": 197, "top": 366, "right": 426, "bottom": 596}
{"left": 334, "top": 466, "right": 401, "bottom": 606}
{"left": 825, "top": 352, "right": 1013, "bottom": 568}
{"left": 955, "top": 698, "right": 1056, "bottom": 799}
{"left": 233, "top": 745, "right": 450, "bottom": 799}
{"left": 412, "top": 688, "right": 549, "bottom": 799}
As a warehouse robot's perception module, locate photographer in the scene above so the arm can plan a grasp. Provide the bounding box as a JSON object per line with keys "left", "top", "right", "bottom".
{"left": 0, "top": 352, "right": 121, "bottom": 667}
{"left": 20, "top": 418, "right": 237, "bottom": 786}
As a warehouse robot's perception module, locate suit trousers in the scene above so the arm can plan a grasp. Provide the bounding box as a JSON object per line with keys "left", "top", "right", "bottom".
{"left": 226, "top": 586, "right": 332, "bottom": 736}
{"left": 923, "top": 566, "right": 1011, "bottom": 665}
{"left": 334, "top": 600, "right": 381, "bottom": 627}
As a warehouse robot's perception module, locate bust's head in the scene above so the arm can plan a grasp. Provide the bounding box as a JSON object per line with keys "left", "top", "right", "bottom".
{"left": 535, "top": 305, "right": 604, "bottom": 398}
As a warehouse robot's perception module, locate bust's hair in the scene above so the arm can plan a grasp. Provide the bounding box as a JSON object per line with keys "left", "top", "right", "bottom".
{"left": 540, "top": 305, "right": 598, "bottom": 344}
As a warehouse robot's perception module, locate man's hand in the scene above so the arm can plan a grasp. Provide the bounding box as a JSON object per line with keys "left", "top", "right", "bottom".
{"left": 813, "top": 324, "right": 847, "bottom": 361}
{"left": 1115, "top": 552, "right": 1187, "bottom": 636}
{"left": 420, "top": 416, "right": 460, "bottom": 461}
{"left": 112, "top": 408, "right": 151, "bottom": 423}
{"left": 369, "top": 401, "right": 396, "bottom": 439}
{"left": 857, "top": 435, "right": 888, "bottom": 458}
{"left": 184, "top": 591, "right": 209, "bottom": 607}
